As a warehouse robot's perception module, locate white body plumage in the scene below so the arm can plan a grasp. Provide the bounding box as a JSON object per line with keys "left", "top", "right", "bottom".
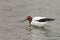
{"left": 31, "top": 16, "right": 48, "bottom": 27}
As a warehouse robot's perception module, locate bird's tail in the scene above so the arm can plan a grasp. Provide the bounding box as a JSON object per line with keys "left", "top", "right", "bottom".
{"left": 47, "top": 18, "right": 55, "bottom": 21}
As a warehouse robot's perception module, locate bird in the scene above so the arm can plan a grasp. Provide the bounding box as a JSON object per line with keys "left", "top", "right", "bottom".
{"left": 20, "top": 16, "right": 55, "bottom": 27}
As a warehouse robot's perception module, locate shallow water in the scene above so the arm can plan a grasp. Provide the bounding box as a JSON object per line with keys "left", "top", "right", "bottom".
{"left": 0, "top": 0, "right": 60, "bottom": 40}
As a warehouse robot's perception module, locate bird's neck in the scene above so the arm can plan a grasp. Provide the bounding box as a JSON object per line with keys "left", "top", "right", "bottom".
{"left": 28, "top": 19, "right": 32, "bottom": 25}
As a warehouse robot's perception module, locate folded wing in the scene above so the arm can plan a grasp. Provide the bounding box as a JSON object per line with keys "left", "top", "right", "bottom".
{"left": 36, "top": 18, "right": 55, "bottom": 22}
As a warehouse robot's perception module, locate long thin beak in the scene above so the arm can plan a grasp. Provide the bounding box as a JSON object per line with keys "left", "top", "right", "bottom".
{"left": 17, "top": 19, "right": 27, "bottom": 22}
{"left": 21, "top": 19, "right": 27, "bottom": 22}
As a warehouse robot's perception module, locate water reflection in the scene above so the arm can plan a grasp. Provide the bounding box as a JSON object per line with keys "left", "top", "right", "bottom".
{"left": 25, "top": 25, "right": 53, "bottom": 40}
{"left": 26, "top": 25, "right": 52, "bottom": 34}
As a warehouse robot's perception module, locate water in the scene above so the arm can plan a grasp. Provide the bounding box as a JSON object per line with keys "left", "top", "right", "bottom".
{"left": 0, "top": 0, "right": 60, "bottom": 40}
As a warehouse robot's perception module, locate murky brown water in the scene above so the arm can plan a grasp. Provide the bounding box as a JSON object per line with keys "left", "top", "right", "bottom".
{"left": 0, "top": 0, "right": 60, "bottom": 40}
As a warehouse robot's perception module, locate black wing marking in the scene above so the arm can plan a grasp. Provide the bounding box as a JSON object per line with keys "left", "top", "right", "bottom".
{"left": 36, "top": 18, "right": 55, "bottom": 22}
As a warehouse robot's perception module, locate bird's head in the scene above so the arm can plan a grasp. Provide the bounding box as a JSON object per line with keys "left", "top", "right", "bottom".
{"left": 20, "top": 16, "right": 32, "bottom": 24}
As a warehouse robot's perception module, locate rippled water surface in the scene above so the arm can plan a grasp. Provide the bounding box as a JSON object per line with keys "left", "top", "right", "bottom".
{"left": 0, "top": 0, "right": 60, "bottom": 40}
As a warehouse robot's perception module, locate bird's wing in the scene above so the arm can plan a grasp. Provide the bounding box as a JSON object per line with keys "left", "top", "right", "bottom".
{"left": 36, "top": 18, "right": 55, "bottom": 22}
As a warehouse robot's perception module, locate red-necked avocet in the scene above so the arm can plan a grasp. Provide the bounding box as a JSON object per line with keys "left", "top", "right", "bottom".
{"left": 21, "top": 16, "right": 55, "bottom": 27}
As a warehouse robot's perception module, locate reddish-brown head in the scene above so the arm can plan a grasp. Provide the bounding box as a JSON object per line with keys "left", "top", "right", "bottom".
{"left": 21, "top": 16, "right": 32, "bottom": 25}
{"left": 26, "top": 16, "right": 32, "bottom": 24}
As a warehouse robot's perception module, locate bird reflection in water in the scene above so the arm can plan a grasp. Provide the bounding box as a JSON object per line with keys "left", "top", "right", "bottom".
{"left": 25, "top": 25, "right": 52, "bottom": 37}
